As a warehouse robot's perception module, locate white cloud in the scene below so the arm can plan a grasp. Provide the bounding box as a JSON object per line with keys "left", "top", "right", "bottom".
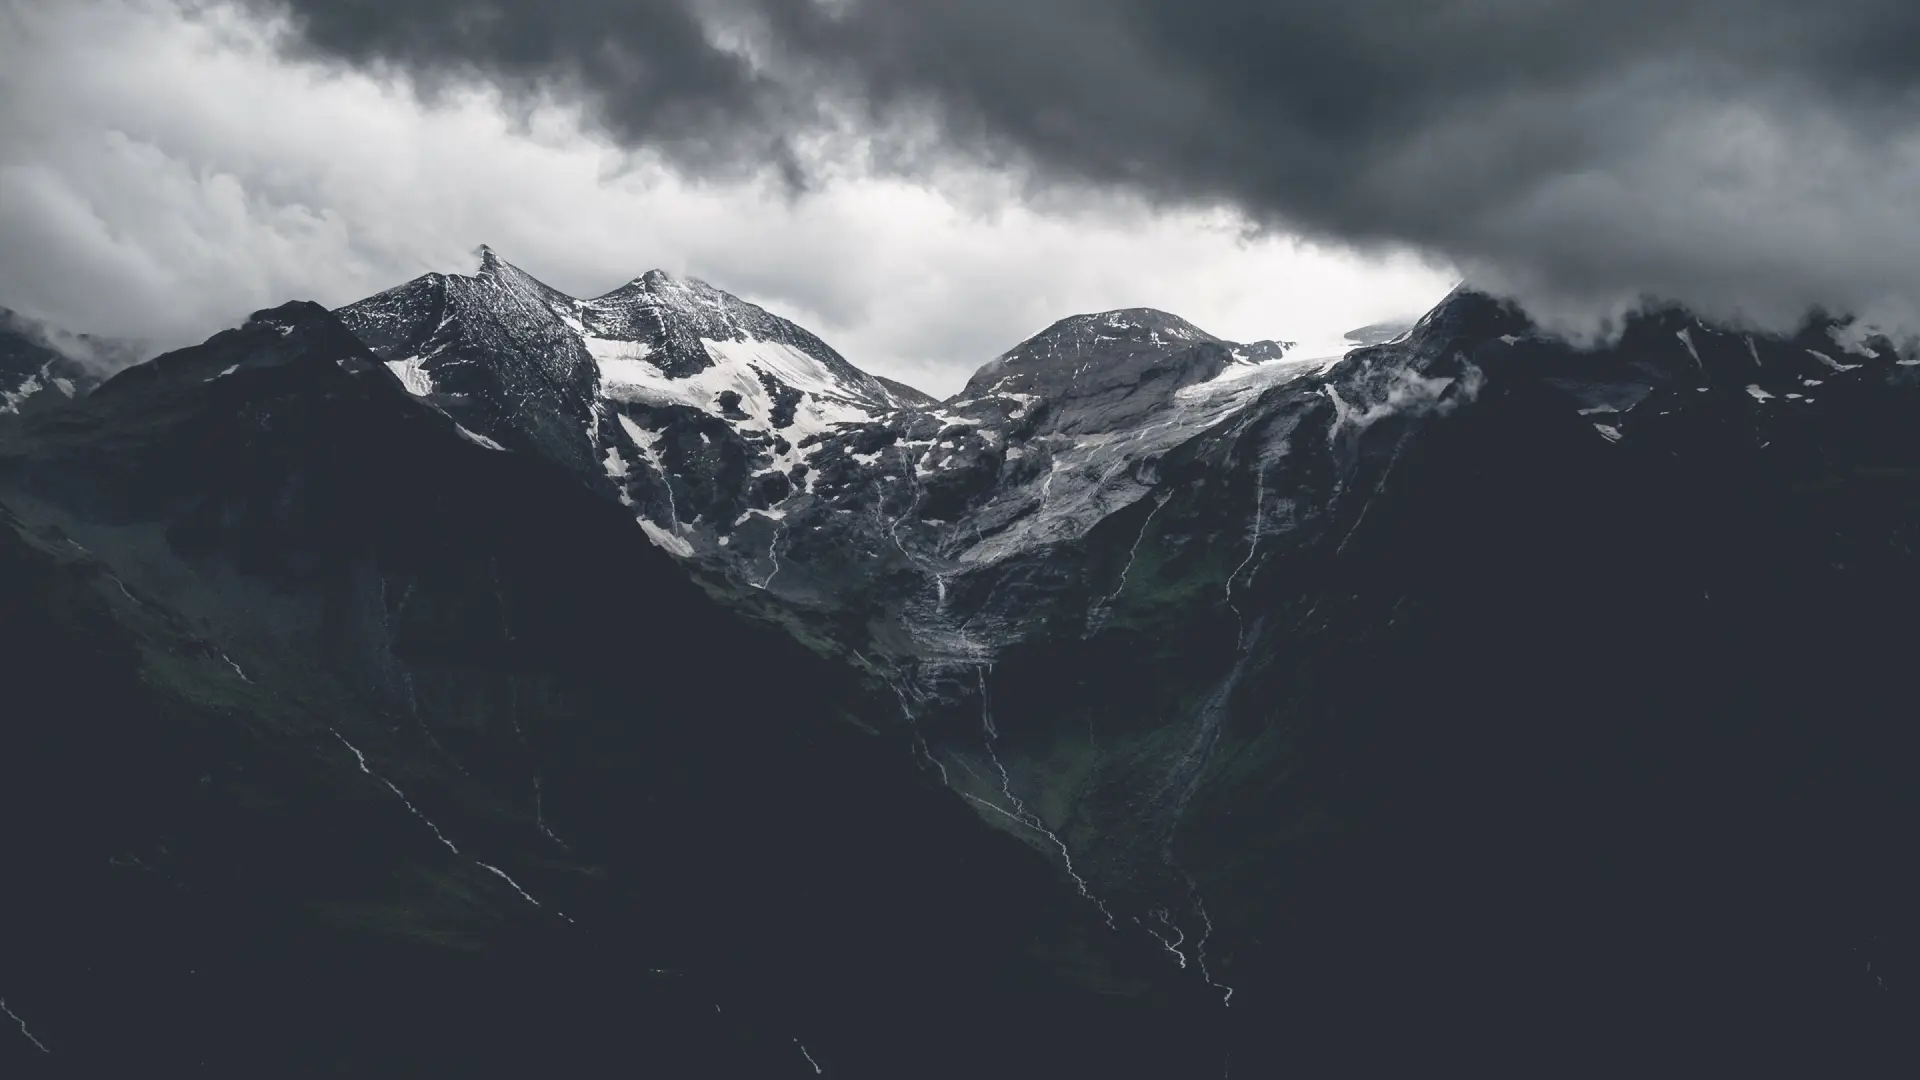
{"left": 0, "top": 0, "right": 1455, "bottom": 395}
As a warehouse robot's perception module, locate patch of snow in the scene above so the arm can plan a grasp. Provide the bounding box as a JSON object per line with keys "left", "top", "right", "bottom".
{"left": 1808, "top": 349, "right": 1861, "bottom": 373}
{"left": 584, "top": 337, "right": 660, "bottom": 385}
{"left": 640, "top": 519, "right": 695, "bottom": 556}
{"left": 386, "top": 356, "right": 436, "bottom": 396}
{"left": 212, "top": 364, "right": 240, "bottom": 380}
{"left": 1745, "top": 385, "right": 1774, "bottom": 401}
{"left": 1593, "top": 423, "right": 1624, "bottom": 442}
{"left": 456, "top": 425, "right": 507, "bottom": 451}
{"left": 1499, "top": 334, "right": 1523, "bottom": 345}
{"left": 703, "top": 335, "right": 871, "bottom": 404}
{"left": 1676, "top": 328, "right": 1708, "bottom": 380}
{"left": 1, "top": 373, "right": 43, "bottom": 412}
{"left": 589, "top": 332, "right": 876, "bottom": 481}
{"left": 733, "top": 507, "right": 787, "bottom": 526}
{"left": 50, "top": 377, "right": 75, "bottom": 396}
{"left": 615, "top": 414, "right": 683, "bottom": 521}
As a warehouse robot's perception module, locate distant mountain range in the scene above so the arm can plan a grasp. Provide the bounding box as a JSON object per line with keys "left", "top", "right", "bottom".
{"left": 2, "top": 255, "right": 1916, "bottom": 1076}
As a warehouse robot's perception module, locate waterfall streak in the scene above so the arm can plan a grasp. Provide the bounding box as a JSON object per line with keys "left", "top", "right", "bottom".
{"left": 1, "top": 999, "right": 49, "bottom": 1054}
{"left": 331, "top": 730, "right": 568, "bottom": 921}
{"left": 974, "top": 667, "right": 1117, "bottom": 929}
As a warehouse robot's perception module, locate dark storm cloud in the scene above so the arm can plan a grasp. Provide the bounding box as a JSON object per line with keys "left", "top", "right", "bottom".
{"left": 240, "top": 0, "right": 818, "bottom": 178}
{"left": 247, "top": 0, "right": 1920, "bottom": 330}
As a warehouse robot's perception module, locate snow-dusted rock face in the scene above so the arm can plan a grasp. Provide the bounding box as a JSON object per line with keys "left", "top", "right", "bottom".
{"left": 0, "top": 308, "right": 101, "bottom": 417}
{"left": 957, "top": 307, "right": 1294, "bottom": 437}
{"left": 336, "top": 248, "right": 608, "bottom": 479}
{"left": 338, "top": 249, "right": 924, "bottom": 561}
{"left": 336, "top": 250, "right": 1333, "bottom": 651}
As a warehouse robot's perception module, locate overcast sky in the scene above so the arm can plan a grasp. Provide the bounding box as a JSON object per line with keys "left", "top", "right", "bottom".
{"left": 5, "top": 1, "right": 1919, "bottom": 396}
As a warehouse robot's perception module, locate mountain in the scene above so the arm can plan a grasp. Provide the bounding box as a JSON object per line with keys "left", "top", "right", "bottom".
{"left": 0, "top": 300, "right": 1214, "bottom": 1078}
{"left": 337, "top": 248, "right": 919, "bottom": 558}
{"left": 0, "top": 307, "right": 104, "bottom": 417}
{"left": 347, "top": 263, "right": 1919, "bottom": 1071}
{"left": 2, "top": 259, "right": 1917, "bottom": 1075}
{"left": 340, "top": 250, "right": 1326, "bottom": 654}
{"left": 956, "top": 307, "right": 1295, "bottom": 435}
{"left": 893, "top": 285, "right": 1920, "bottom": 1073}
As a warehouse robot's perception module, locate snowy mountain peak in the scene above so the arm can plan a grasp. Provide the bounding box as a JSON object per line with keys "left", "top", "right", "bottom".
{"left": 337, "top": 251, "right": 927, "bottom": 557}
{"left": 471, "top": 243, "right": 528, "bottom": 285}
{"left": 578, "top": 270, "right": 897, "bottom": 405}
{"left": 332, "top": 253, "right": 1340, "bottom": 592}
{"left": 995, "top": 308, "right": 1222, "bottom": 369}
{"left": 1086, "top": 306, "right": 1216, "bottom": 337}
{"left": 959, "top": 305, "right": 1274, "bottom": 410}
{"left": 629, "top": 267, "right": 687, "bottom": 290}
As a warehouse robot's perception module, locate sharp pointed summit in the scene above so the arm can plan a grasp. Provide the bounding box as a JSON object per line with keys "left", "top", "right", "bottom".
{"left": 337, "top": 250, "right": 925, "bottom": 558}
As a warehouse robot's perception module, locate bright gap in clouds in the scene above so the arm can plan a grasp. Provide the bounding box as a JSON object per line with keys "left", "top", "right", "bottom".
{"left": 0, "top": 0, "right": 1456, "bottom": 397}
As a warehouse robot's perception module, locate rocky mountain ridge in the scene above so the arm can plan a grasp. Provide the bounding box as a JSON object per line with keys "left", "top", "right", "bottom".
{"left": 338, "top": 257, "right": 1920, "bottom": 1074}
{"left": 2, "top": 262, "right": 1916, "bottom": 1074}
{"left": 338, "top": 249, "right": 1325, "bottom": 658}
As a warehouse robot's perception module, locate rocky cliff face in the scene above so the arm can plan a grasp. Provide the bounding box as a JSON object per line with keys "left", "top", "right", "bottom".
{"left": 2, "top": 263, "right": 1916, "bottom": 1075}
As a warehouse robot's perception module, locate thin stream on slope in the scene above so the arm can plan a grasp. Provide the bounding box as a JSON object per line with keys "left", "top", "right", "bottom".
{"left": 331, "top": 729, "right": 570, "bottom": 922}
{"left": 2, "top": 998, "right": 50, "bottom": 1054}
{"left": 972, "top": 665, "right": 1118, "bottom": 929}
